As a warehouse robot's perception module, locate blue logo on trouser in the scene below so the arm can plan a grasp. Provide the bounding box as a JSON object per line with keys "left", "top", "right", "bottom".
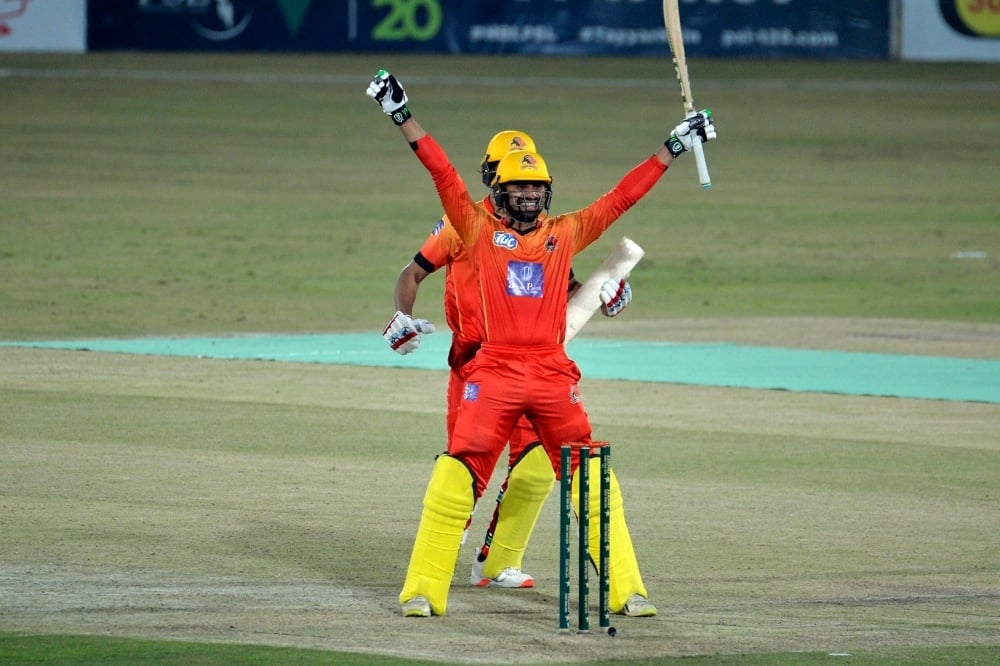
{"left": 463, "top": 382, "right": 480, "bottom": 401}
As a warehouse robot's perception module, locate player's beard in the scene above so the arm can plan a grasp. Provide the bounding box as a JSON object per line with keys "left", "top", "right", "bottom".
{"left": 504, "top": 194, "right": 543, "bottom": 230}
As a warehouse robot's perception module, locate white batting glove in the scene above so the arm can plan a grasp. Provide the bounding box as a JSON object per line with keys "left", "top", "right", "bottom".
{"left": 599, "top": 278, "right": 632, "bottom": 318}
{"left": 666, "top": 109, "right": 715, "bottom": 157}
{"left": 366, "top": 69, "right": 411, "bottom": 125}
{"left": 382, "top": 310, "right": 435, "bottom": 355}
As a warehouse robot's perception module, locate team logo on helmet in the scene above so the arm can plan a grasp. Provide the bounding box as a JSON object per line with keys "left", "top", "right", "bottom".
{"left": 492, "top": 149, "right": 551, "bottom": 186}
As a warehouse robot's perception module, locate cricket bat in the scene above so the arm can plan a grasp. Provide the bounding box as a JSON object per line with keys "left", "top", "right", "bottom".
{"left": 663, "top": 0, "right": 712, "bottom": 190}
{"left": 565, "top": 237, "right": 645, "bottom": 344}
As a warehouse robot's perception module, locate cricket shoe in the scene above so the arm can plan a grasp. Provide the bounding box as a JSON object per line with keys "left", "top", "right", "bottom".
{"left": 470, "top": 549, "right": 535, "bottom": 588}
{"left": 400, "top": 595, "right": 431, "bottom": 617}
{"left": 621, "top": 593, "right": 657, "bottom": 617}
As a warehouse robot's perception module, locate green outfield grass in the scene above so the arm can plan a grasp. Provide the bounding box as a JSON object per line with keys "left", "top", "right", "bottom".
{"left": 1, "top": 54, "right": 998, "bottom": 339}
{"left": 1, "top": 634, "right": 997, "bottom": 666}
{"left": 1, "top": 53, "right": 998, "bottom": 665}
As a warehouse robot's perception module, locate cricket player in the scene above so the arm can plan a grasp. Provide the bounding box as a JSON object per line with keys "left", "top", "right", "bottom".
{"left": 368, "top": 69, "right": 715, "bottom": 618}
{"left": 384, "top": 130, "right": 635, "bottom": 594}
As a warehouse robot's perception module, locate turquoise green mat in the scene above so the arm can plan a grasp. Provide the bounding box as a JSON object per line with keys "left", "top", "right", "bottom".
{"left": 4, "top": 333, "right": 998, "bottom": 404}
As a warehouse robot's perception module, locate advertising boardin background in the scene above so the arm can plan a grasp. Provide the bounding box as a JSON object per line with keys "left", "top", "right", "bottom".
{"left": 427, "top": 0, "right": 888, "bottom": 58}
{"left": 87, "top": 0, "right": 890, "bottom": 60}
{"left": 901, "top": 0, "right": 1000, "bottom": 62}
{"left": 0, "top": 0, "right": 86, "bottom": 52}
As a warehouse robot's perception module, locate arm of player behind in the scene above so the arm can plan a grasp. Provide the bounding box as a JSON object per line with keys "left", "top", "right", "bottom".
{"left": 384, "top": 259, "right": 436, "bottom": 355}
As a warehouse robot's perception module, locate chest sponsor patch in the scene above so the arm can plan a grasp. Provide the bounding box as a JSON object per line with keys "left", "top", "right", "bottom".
{"left": 493, "top": 231, "right": 518, "bottom": 249}
{"left": 506, "top": 261, "right": 543, "bottom": 298}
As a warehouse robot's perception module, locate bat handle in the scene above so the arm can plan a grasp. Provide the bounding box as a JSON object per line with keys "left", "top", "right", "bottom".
{"left": 684, "top": 108, "right": 712, "bottom": 190}
{"left": 692, "top": 137, "right": 711, "bottom": 190}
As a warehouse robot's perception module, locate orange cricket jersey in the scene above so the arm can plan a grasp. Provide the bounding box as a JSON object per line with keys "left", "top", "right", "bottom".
{"left": 415, "top": 197, "right": 494, "bottom": 344}
{"left": 414, "top": 134, "right": 666, "bottom": 346}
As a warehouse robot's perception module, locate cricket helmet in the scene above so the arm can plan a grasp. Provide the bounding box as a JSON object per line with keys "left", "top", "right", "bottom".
{"left": 491, "top": 149, "right": 553, "bottom": 223}
{"left": 491, "top": 149, "right": 552, "bottom": 187}
{"left": 480, "top": 130, "right": 537, "bottom": 187}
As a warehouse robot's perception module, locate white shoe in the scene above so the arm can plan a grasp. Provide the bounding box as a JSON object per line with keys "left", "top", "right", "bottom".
{"left": 621, "top": 593, "right": 657, "bottom": 617}
{"left": 401, "top": 595, "right": 431, "bottom": 617}
{"left": 470, "top": 549, "right": 535, "bottom": 588}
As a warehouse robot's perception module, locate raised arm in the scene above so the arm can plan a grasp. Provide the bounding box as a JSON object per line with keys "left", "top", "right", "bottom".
{"left": 366, "top": 69, "right": 427, "bottom": 144}
{"left": 366, "top": 69, "right": 482, "bottom": 249}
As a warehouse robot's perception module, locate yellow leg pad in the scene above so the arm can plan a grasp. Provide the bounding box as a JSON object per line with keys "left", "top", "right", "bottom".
{"left": 573, "top": 459, "right": 647, "bottom": 613}
{"left": 482, "top": 445, "right": 555, "bottom": 578}
{"left": 399, "top": 455, "right": 476, "bottom": 616}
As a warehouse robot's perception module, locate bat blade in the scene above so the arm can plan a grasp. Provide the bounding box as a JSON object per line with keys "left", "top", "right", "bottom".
{"left": 565, "top": 237, "right": 645, "bottom": 344}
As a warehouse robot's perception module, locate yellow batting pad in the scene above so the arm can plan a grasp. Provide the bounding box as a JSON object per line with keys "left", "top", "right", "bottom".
{"left": 481, "top": 444, "right": 555, "bottom": 578}
{"left": 399, "top": 455, "right": 476, "bottom": 616}
{"left": 572, "top": 456, "right": 648, "bottom": 613}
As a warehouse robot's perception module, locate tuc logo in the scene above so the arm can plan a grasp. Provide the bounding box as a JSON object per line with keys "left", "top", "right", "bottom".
{"left": 0, "top": 0, "right": 29, "bottom": 37}
{"left": 940, "top": 0, "right": 1000, "bottom": 37}
{"left": 493, "top": 231, "right": 518, "bottom": 250}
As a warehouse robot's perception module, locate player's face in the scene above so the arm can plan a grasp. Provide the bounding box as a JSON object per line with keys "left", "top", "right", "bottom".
{"left": 504, "top": 183, "right": 546, "bottom": 216}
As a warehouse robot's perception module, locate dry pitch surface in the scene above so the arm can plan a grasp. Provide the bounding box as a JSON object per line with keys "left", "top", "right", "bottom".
{"left": 3, "top": 318, "right": 999, "bottom": 664}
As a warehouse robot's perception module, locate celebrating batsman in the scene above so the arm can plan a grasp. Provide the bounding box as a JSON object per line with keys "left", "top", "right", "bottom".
{"left": 367, "top": 68, "right": 715, "bottom": 618}
{"left": 387, "top": 129, "right": 636, "bottom": 594}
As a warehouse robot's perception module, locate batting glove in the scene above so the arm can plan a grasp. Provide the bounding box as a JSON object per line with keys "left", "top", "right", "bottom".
{"left": 383, "top": 310, "right": 435, "bottom": 355}
{"left": 366, "top": 69, "right": 412, "bottom": 126}
{"left": 666, "top": 109, "right": 715, "bottom": 158}
{"left": 599, "top": 278, "right": 632, "bottom": 318}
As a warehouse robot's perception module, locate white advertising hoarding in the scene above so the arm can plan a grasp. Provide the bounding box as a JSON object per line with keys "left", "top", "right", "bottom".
{"left": 0, "top": 0, "right": 86, "bottom": 52}
{"left": 901, "top": 0, "right": 1000, "bottom": 62}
